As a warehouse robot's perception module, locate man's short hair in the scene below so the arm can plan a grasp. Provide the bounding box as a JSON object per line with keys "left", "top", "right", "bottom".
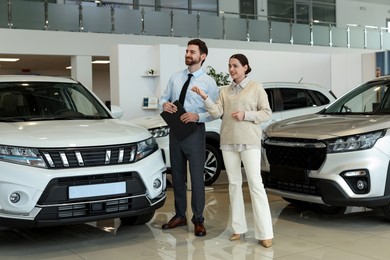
{"left": 188, "top": 39, "right": 208, "bottom": 56}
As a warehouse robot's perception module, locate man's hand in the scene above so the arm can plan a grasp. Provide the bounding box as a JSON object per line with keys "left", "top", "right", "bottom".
{"left": 163, "top": 102, "right": 178, "bottom": 113}
{"left": 180, "top": 112, "right": 199, "bottom": 123}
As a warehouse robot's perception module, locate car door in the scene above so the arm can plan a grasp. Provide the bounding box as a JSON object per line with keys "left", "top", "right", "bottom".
{"left": 263, "top": 88, "right": 282, "bottom": 129}
{"left": 278, "top": 88, "right": 326, "bottom": 120}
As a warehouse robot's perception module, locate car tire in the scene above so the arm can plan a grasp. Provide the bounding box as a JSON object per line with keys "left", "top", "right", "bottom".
{"left": 120, "top": 211, "right": 155, "bottom": 225}
{"left": 204, "top": 143, "right": 223, "bottom": 186}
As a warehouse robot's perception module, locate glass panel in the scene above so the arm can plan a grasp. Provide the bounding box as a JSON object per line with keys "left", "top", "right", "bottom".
{"left": 0, "top": 0, "right": 7, "bottom": 28}
{"left": 332, "top": 27, "right": 347, "bottom": 48}
{"left": 268, "top": 0, "right": 293, "bottom": 22}
{"left": 248, "top": 19, "right": 270, "bottom": 42}
{"left": 383, "top": 32, "right": 390, "bottom": 50}
{"left": 160, "top": 0, "right": 187, "bottom": 13}
{"left": 48, "top": 3, "right": 79, "bottom": 32}
{"left": 13, "top": 1, "right": 44, "bottom": 30}
{"left": 271, "top": 21, "right": 291, "bottom": 44}
{"left": 240, "top": 0, "right": 256, "bottom": 19}
{"left": 199, "top": 15, "right": 222, "bottom": 39}
{"left": 366, "top": 29, "right": 380, "bottom": 50}
{"left": 83, "top": 6, "right": 112, "bottom": 33}
{"left": 192, "top": 0, "right": 217, "bottom": 15}
{"left": 293, "top": 23, "right": 310, "bottom": 45}
{"left": 225, "top": 17, "right": 247, "bottom": 41}
{"left": 313, "top": 24, "right": 330, "bottom": 46}
{"left": 114, "top": 8, "right": 142, "bottom": 35}
{"left": 172, "top": 11, "right": 198, "bottom": 38}
{"left": 139, "top": 0, "right": 155, "bottom": 11}
{"left": 349, "top": 26, "right": 364, "bottom": 49}
{"left": 143, "top": 10, "right": 171, "bottom": 36}
{"left": 295, "top": 2, "right": 309, "bottom": 24}
{"left": 313, "top": 3, "right": 335, "bottom": 24}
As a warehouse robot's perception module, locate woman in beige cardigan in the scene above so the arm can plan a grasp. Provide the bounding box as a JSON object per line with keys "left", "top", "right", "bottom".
{"left": 192, "top": 53, "right": 274, "bottom": 248}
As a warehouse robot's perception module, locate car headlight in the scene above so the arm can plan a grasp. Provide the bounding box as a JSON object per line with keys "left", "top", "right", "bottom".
{"left": 149, "top": 126, "right": 170, "bottom": 138}
{"left": 326, "top": 130, "right": 385, "bottom": 153}
{"left": 0, "top": 145, "right": 47, "bottom": 168}
{"left": 136, "top": 137, "right": 158, "bottom": 161}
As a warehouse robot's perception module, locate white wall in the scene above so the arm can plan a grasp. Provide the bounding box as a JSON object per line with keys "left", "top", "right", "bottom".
{"left": 110, "top": 42, "right": 373, "bottom": 120}
{"left": 337, "top": 0, "right": 390, "bottom": 28}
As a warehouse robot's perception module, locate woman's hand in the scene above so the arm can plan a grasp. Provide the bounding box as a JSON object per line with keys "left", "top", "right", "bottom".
{"left": 191, "top": 86, "right": 208, "bottom": 100}
{"left": 231, "top": 111, "right": 245, "bottom": 121}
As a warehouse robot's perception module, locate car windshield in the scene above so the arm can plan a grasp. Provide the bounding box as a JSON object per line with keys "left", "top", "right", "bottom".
{"left": 0, "top": 81, "right": 112, "bottom": 122}
{"left": 322, "top": 80, "right": 390, "bottom": 115}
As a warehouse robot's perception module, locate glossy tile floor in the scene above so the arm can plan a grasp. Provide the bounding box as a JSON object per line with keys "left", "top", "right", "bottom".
{"left": 2, "top": 172, "right": 390, "bottom": 260}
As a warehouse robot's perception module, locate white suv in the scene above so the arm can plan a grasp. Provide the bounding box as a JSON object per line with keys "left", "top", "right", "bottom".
{"left": 131, "top": 82, "right": 336, "bottom": 186}
{"left": 262, "top": 76, "right": 390, "bottom": 219}
{"left": 0, "top": 75, "right": 166, "bottom": 228}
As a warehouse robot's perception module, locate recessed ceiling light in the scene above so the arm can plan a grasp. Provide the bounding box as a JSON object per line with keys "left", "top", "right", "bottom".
{"left": 66, "top": 66, "right": 71, "bottom": 69}
{"left": 92, "top": 60, "right": 110, "bottom": 64}
{"left": 0, "top": 58, "right": 20, "bottom": 62}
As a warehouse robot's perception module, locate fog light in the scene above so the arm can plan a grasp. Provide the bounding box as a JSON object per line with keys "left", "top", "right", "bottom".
{"left": 153, "top": 178, "right": 162, "bottom": 189}
{"left": 9, "top": 193, "right": 20, "bottom": 203}
{"left": 356, "top": 180, "right": 367, "bottom": 190}
{"left": 344, "top": 170, "right": 367, "bottom": 177}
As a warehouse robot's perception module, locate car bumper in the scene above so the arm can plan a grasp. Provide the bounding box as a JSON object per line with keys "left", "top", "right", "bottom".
{"left": 262, "top": 148, "right": 390, "bottom": 207}
{"left": 0, "top": 150, "right": 166, "bottom": 227}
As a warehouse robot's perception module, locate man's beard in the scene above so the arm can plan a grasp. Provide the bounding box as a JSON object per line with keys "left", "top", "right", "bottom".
{"left": 185, "top": 57, "right": 200, "bottom": 66}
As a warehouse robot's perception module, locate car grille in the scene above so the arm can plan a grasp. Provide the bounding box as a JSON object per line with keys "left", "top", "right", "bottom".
{"left": 39, "top": 144, "right": 138, "bottom": 168}
{"left": 36, "top": 172, "right": 152, "bottom": 221}
{"left": 264, "top": 137, "right": 327, "bottom": 170}
{"left": 262, "top": 172, "right": 321, "bottom": 195}
{"left": 263, "top": 137, "right": 327, "bottom": 195}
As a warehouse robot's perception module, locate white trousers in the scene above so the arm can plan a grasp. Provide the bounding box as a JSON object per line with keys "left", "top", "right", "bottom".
{"left": 222, "top": 149, "right": 274, "bottom": 240}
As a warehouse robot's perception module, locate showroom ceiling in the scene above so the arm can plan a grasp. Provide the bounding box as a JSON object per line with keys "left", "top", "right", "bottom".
{"left": 0, "top": 54, "right": 109, "bottom": 73}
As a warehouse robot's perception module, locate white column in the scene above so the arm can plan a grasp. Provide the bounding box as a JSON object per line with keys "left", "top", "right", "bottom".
{"left": 71, "top": 56, "right": 93, "bottom": 90}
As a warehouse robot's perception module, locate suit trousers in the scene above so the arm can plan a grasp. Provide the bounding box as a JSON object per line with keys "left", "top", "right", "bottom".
{"left": 169, "top": 123, "right": 206, "bottom": 224}
{"left": 222, "top": 149, "right": 274, "bottom": 240}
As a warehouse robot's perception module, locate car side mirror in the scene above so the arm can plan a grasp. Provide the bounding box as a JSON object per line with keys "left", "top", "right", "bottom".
{"left": 110, "top": 105, "right": 124, "bottom": 119}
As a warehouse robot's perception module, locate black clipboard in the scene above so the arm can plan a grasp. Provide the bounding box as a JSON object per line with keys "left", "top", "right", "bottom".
{"left": 160, "top": 100, "right": 197, "bottom": 141}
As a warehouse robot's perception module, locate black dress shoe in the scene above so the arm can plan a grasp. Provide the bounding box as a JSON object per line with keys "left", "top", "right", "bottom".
{"left": 162, "top": 216, "right": 187, "bottom": 229}
{"left": 194, "top": 223, "right": 206, "bottom": 236}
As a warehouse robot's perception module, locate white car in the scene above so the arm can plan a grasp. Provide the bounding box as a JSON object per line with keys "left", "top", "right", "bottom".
{"left": 262, "top": 76, "right": 390, "bottom": 219}
{"left": 0, "top": 75, "right": 166, "bottom": 228}
{"left": 131, "top": 82, "right": 336, "bottom": 186}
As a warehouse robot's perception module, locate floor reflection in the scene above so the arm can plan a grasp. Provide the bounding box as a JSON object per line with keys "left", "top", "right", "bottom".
{"left": 1, "top": 180, "right": 390, "bottom": 259}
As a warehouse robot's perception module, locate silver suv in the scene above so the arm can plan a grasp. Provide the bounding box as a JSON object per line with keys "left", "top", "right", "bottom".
{"left": 262, "top": 76, "right": 390, "bottom": 219}
{"left": 132, "top": 82, "right": 336, "bottom": 186}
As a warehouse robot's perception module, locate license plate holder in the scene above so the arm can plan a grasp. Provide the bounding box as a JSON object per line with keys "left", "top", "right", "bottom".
{"left": 270, "top": 165, "right": 309, "bottom": 183}
{"left": 68, "top": 182, "right": 126, "bottom": 199}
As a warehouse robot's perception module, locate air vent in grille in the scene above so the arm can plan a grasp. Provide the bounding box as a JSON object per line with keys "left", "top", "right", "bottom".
{"left": 264, "top": 137, "right": 327, "bottom": 170}
{"left": 39, "top": 144, "right": 137, "bottom": 168}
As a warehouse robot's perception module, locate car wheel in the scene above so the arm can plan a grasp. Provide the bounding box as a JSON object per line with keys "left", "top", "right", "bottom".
{"left": 120, "top": 211, "right": 155, "bottom": 225}
{"left": 204, "top": 143, "right": 222, "bottom": 186}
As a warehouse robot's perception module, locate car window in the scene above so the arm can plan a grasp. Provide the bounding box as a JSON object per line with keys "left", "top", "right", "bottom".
{"left": 310, "top": 90, "right": 331, "bottom": 105}
{"left": 280, "top": 88, "right": 315, "bottom": 110}
{"left": 324, "top": 81, "right": 390, "bottom": 114}
{"left": 0, "top": 82, "right": 111, "bottom": 121}
{"left": 265, "top": 89, "right": 274, "bottom": 111}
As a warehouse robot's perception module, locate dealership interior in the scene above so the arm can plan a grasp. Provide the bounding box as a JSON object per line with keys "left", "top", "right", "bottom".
{"left": 2, "top": 0, "right": 390, "bottom": 259}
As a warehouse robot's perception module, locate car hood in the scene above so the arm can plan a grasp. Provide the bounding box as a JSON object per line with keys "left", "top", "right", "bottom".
{"left": 130, "top": 114, "right": 167, "bottom": 129}
{"left": 0, "top": 119, "right": 150, "bottom": 147}
{"left": 265, "top": 114, "right": 390, "bottom": 140}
